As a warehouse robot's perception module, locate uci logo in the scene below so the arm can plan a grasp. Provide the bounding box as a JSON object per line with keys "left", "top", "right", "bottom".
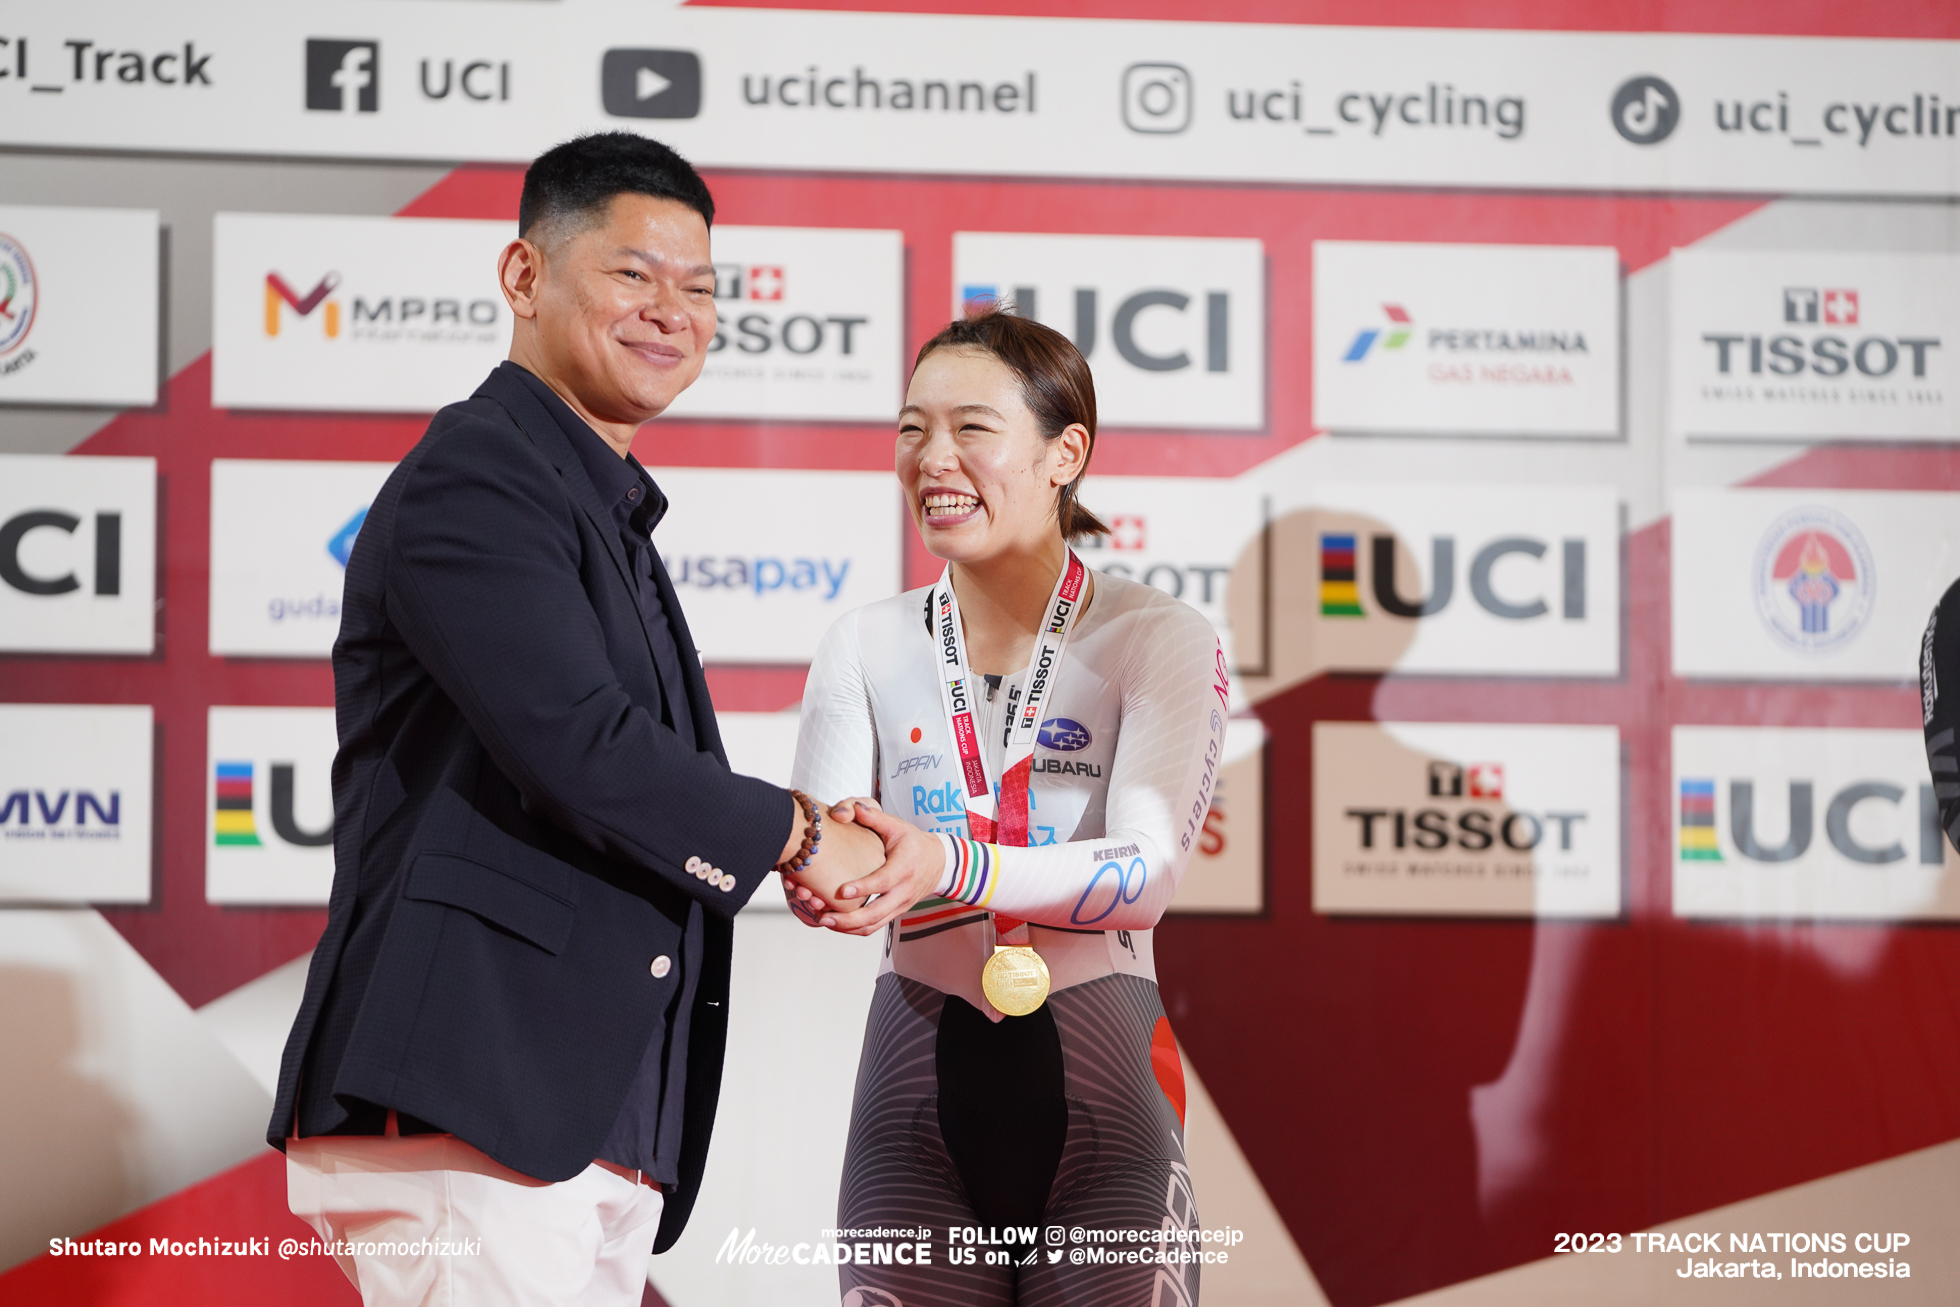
{"left": 1036, "top": 718, "right": 1092, "bottom": 752}
{"left": 1611, "top": 75, "right": 1678, "bottom": 145}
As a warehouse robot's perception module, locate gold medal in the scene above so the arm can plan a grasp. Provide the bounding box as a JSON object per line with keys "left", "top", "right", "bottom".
{"left": 981, "top": 944, "right": 1051, "bottom": 1016}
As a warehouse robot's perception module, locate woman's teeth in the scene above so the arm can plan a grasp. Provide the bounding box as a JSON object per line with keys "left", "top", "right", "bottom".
{"left": 923, "top": 492, "right": 979, "bottom": 518}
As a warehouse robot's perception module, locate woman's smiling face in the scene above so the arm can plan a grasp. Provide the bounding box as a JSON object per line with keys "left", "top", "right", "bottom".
{"left": 897, "top": 347, "right": 1083, "bottom": 565}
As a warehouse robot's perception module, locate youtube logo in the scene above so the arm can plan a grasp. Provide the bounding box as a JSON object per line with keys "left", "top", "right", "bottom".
{"left": 602, "top": 49, "right": 702, "bottom": 119}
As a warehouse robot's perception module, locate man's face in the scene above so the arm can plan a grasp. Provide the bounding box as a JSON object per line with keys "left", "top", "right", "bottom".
{"left": 528, "top": 194, "right": 716, "bottom": 426}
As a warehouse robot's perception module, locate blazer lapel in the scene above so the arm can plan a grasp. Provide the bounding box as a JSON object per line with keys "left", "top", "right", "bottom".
{"left": 478, "top": 366, "right": 677, "bottom": 712}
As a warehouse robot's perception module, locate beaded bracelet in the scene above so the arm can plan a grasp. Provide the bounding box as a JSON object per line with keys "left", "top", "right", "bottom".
{"left": 776, "top": 789, "right": 822, "bottom": 875}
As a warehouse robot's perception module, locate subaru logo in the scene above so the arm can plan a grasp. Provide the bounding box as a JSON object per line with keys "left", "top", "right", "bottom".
{"left": 1037, "top": 718, "right": 1092, "bottom": 752}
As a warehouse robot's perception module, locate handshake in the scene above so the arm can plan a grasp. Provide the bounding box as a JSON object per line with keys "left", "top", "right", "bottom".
{"left": 775, "top": 795, "right": 948, "bottom": 936}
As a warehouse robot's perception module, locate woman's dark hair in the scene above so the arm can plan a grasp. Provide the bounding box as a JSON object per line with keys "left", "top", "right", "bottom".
{"left": 519, "top": 132, "right": 714, "bottom": 246}
{"left": 912, "top": 308, "right": 1110, "bottom": 541}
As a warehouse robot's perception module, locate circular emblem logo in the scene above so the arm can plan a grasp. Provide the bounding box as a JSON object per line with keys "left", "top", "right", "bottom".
{"left": 1752, "top": 505, "right": 1875, "bottom": 654}
{"left": 0, "top": 232, "right": 37, "bottom": 357}
{"left": 1610, "top": 76, "right": 1679, "bottom": 145}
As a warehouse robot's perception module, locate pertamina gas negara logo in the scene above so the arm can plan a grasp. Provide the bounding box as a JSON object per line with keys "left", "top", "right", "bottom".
{"left": 1342, "top": 304, "right": 1413, "bottom": 361}
{"left": 0, "top": 231, "right": 37, "bottom": 371}
{"left": 1750, "top": 505, "right": 1875, "bottom": 654}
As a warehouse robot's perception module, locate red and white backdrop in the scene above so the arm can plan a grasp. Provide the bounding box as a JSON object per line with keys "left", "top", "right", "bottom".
{"left": 4, "top": 1, "right": 1960, "bottom": 1304}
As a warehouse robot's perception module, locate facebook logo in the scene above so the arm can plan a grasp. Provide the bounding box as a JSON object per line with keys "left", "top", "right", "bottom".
{"left": 306, "top": 39, "right": 379, "bottom": 113}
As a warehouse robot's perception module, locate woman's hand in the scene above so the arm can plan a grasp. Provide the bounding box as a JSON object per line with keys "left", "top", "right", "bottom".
{"left": 813, "top": 801, "right": 948, "bottom": 937}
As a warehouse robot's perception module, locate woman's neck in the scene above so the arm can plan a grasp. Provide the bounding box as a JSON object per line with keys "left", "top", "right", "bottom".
{"left": 950, "top": 538, "right": 1082, "bottom": 676}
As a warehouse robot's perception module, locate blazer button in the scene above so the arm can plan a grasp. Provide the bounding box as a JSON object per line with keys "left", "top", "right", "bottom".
{"left": 650, "top": 955, "right": 672, "bottom": 979}
{"left": 684, "top": 856, "right": 703, "bottom": 874}
{"left": 718, "top": 874, "right": 735, "bottom": 892}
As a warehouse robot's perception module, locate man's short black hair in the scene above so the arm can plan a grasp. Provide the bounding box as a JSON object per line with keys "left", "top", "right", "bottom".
{"left": 518, "top": 132, "right": 714, "bottom": 247}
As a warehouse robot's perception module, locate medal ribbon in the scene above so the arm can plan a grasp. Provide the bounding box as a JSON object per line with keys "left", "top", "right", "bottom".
{"left": 930, "top": 551, "right": 1089, "bottom": 941}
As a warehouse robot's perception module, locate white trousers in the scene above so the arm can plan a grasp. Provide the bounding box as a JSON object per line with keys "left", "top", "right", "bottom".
{"left": 287, "top": 1131, "right": 664, "bottom": 1307}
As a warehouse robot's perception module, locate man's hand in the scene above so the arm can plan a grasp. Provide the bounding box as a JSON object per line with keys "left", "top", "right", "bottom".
{"left": 814, "top": 802, "right": 948, "bottom": 937}
{"left": 782, "top": 803, "right": 884, "bottom": 915}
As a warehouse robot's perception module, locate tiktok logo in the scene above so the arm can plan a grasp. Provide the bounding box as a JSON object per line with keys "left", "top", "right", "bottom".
{"left": 1611, "top": 75, "right": 1678, "bottom": 145}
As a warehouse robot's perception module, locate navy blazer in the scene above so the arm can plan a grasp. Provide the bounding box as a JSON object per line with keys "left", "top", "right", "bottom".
{"left": 268, "top": 364, "right": 790, "bottom": 1252}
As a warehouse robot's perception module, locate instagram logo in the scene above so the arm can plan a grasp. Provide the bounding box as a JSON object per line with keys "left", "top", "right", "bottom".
{"left": 1122, "top": 62, "right": 1191, "bottom": 134}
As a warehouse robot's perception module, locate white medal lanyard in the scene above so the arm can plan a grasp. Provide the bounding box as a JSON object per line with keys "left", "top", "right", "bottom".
{"left": 931, "top": 549, "right": 1089, "bottom": 905}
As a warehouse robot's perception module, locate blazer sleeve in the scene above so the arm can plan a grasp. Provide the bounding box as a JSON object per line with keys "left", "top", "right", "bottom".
{"left": 385, "top": 413, "right": 791, "bottom": 915}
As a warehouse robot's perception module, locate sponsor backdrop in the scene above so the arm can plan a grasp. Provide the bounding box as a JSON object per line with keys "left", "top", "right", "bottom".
{"left": 4, "top": 1, "right": 1960, "bottom": 1306}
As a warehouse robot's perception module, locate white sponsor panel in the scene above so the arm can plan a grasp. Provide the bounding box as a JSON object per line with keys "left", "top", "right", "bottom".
{"left": 648, "top": 467, "right": 900, "bottom": 665}
{"left": 0, "top": 204, "right": 157, "bottom": 406}
{"left": 18, "top": 9, "right": 1960, "bottom": 196}
{"left": 1275, "top": 482, "right": 1620, "bottom": 677}
{"left": 1669, "top": 250, "right": 1960, "bottom": 442}
{"left": 664, "top": 226, "right": 904, "bottom": 423}
{"left": 1312, "top": 241, "right": 1620, "bottom": 437}
{"left": 209, "top": 459, "right": 394, "bottom": 658}
{"left": 0, "top": 704, "right": 153, "bottom": 904}
{"left": 211, "top": 212, "right": 511, "bottom": 412}
{"left": 0, "top": 454, "right": 156, "bottom": 654}
{"left": 1673, "top": 726, "right": 1960, "bottom": 920}
{"left": 951, "top": 232, "right": 1266, "bottom": 430}
{"left": 1071, "top": 474, "right": 1266, "bottom": 672}
{"left": 1313, "top": 721, "right": 1621, "bottom": 918}
{"left": 1671, "top": 488, "right": 1960, "bottom": 682}
{"left": 1169, "top": 715, "right": 1266, "bottom": 914}
{"left": 206, "top": 706, "right": 337, "bottom": 905}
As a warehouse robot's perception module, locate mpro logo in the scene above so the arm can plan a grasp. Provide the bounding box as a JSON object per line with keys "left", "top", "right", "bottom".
{"left": 1342, "top": 305, "right": 1412, "bottom": 362}
{"left": 0, "top": 232, "right": 37, "bottom": 358}
{"left": 952, "top": 232, "right": 1266, "bottom": 430}
{"left": 306, "top": 40, "right": 378, "bottom": 113}
{"left": 265, "top": 271, "right": 339, "bottom": 338}
{"left": 1751, "top": 505, "right": 1875, "bottom": 654}
{"left": 1611, "top": 76, "right": 1679, "bottom": 144}
{"left": 602, "top": 49, "right": 701, "bottom": 120}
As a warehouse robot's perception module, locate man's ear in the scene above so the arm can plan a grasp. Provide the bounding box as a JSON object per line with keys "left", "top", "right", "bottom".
{"left": 499, "top": 237, "right": 544, "bottom": 321}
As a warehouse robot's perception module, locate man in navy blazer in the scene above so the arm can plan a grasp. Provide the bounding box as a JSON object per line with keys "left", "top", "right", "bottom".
{"left": 268, "top": 133, "right": 888, "bottom": 1305}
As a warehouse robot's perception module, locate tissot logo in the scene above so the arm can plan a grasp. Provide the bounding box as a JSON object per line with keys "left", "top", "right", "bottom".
{"left": 1313, "top": 721, "right": 1622, "bottom": 918}
{"left": 306, "top": 39, "right": 378, "bottom": 113}
{"left": 1669, "top": 251, "right": 1957, "bottom": 441}
{"left": 601, "top": 49, "right": 701, "bottom": 120}
{"left": 1611, "top": 75, "right": 1679, "bottom": 144}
